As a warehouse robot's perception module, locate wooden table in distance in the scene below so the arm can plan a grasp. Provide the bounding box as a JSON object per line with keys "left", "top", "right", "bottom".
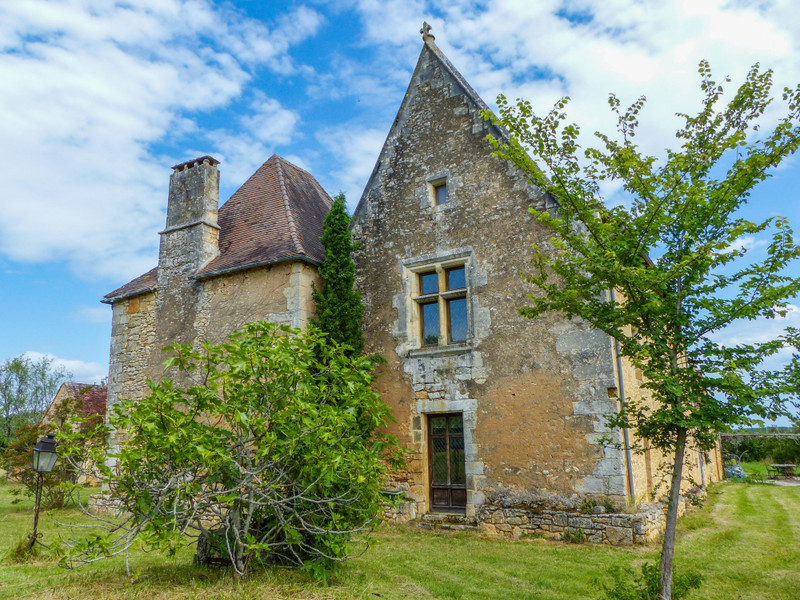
{"left": 768, "top": 464, "right": 796, "bottom": 478}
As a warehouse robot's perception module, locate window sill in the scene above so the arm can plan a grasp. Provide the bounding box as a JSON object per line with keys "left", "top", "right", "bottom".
{"left": 407, "top": 343, "right": 472, "bottom": 359}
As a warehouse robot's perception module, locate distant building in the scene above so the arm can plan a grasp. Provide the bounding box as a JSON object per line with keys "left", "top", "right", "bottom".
{"left": 42, "top": 382, "right": 107, "bottom": 484}
{"left": 42, "top": 382, "right": 106, "bottom": 428}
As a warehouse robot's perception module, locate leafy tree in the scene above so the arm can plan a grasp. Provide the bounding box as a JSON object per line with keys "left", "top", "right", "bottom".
{"left": 313, "top": 193, "right": 364, "bottom": 356}
{"left": 0, "top": 354, "right": 70, "bottom": 445}
{"left": 61, "top": 322, "right": 400, "bottom": 576}
{"left": 486, "top": 61, "right": 800, "bottom": 599}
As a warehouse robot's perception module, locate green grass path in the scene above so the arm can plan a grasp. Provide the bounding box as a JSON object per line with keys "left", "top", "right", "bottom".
{"left": 1, "top": 481, "right": 799, "bottom": 599}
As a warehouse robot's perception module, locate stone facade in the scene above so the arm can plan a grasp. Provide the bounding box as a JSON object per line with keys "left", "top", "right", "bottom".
{"left": 350, "top": 32, "right": 722, "bottom": 532}
{"left": 103, "top": 155, "right": 331, "bottom": 444}
{"left": 101, "top": 29, "right": 722, "bottom": 544}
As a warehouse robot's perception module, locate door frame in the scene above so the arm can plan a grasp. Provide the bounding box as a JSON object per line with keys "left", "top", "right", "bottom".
{"left": 427, "top": 412, "right": 467, "bottom": 513}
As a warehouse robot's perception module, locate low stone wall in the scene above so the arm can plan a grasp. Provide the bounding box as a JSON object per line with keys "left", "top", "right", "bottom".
{"left": 381, "top": 500, "right": 418, "bottom": 523}
{"left": 87, "top": 492, "right": 122, "bottom": 516}
{"left": 477, "top": 503, "right": 665, "bottom": 545}
{"left": 381, "top": 498, "right": 669, "bottom": 545}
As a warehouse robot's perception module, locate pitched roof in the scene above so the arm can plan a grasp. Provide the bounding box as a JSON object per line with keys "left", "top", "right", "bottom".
{"left": 103, "top": 154, "right": 332, "bottom": 302}
{"left": 353, "top": 27, "right": 511, "bottom": 222}
{"left": 103, "top": 267, "right": 157, "bottom": 302}
{"left": 197, "top": 154, "right": 332, "bottom": 278}
{"left": 44, "top": 382, "right": 107, "bottom": 422}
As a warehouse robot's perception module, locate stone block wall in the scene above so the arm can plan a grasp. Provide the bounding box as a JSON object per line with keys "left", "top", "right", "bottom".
{"left": 477, "top": 503, "right": 665, "bottom": 545}
{"left": 106, "top": 291, "right": 157, "bottom": 452}
{"left": 353, "top": 39, "right": 630, "bottom": 518}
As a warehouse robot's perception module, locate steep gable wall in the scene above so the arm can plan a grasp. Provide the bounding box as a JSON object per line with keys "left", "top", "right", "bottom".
{"left": 353, "top": 41, "right": 626, "bottom": 516}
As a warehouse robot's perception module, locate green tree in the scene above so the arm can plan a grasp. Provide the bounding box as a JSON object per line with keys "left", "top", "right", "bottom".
{"left": 61, "top": 322, "right": 400, "bottom": 576}
{"left": 313, "top": 193, "right": 364, "bottom": 356}
{"left": 0, "top": 354, "right": 70, "bottom": 445}
{"left": 486, "top": 62, "right": 800, "bottom": 599}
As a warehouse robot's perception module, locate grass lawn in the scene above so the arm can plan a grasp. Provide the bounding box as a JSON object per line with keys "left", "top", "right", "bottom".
{"left": 0, "top": 478, "right": 798, "bottom": 599}
{"left": 742, "top": 461, "right": 769, "bottom": 478}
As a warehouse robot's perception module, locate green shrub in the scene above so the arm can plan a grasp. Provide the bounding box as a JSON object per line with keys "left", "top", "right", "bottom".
{"left": 597, "top": 560, "right": 703, "bottom": 600}
{"left": 63, "top": 322, "right": 402, "bottom": 576}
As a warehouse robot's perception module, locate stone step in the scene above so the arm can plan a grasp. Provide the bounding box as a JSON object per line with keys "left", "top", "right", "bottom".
{"left": 414, "top": 512, "right": 479, "bottom": 532}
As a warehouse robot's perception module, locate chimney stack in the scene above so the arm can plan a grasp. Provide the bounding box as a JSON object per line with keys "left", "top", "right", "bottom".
{"left": 159, "top": 156, "right": 221, "bottom": 273}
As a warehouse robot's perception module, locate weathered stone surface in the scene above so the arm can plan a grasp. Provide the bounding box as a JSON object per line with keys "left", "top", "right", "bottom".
{"left": 351, "top": 34, "right": 634, "bottom": 520}
{"left": 605, "top": 526, "right": 634, "bottom": 546}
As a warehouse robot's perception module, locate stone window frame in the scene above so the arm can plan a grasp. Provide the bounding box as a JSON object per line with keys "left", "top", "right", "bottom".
{"left": 405, "top": 252, "right": 472, "bottom": 352}
{"left": 426, "top": 171, "right": 451, "bottom": 210}
{"left": 429, "top": 177, "right": 448, "bottom": 206}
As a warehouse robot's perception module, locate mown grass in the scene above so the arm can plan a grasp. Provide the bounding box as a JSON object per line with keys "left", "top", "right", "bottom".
{"left": 0, "top": 477, "right": 798, "bottom": 599}
{"left": 742, "top": 461, "right": 769, "bottom": 477}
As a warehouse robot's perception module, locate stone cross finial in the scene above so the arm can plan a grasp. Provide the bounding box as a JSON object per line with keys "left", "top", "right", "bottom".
{"left": 420, "top": 21, "right": 435, "bottom": 41}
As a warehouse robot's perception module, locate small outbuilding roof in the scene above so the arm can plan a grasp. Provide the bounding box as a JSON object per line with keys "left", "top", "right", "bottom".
{"left": 43, "top": 382, "right": 107, "bottom": 423}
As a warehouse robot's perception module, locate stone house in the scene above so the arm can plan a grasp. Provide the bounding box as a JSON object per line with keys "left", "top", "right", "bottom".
{"left": 102, "top": 154, "right": 331, "bottom": 451}
{"left": 43, "top": 382, "right": 107, "bottom": 428}
{"left": 42, "top": 382, "right": 107, "bottom": 483}
{"left": 101, "top": 27, "right": 722, "bottom": 543}
{"left": 349, "top": 28, "right": 722, "bottom": 539}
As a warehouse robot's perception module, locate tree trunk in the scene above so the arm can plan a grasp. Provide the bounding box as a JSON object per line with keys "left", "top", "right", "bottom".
{"left": 658, "top": 426, "right": 688, "bottom": 600}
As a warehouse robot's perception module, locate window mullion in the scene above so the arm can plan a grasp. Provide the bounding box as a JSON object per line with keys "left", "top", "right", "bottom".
{"left": 436, "top": 266, "right": 446, "bottom": 345}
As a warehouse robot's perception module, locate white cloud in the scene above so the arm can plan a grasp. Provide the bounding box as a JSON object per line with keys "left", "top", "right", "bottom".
{"left": 316, "top": 126, "right": 387, "bottom": 210}
{"left": 75, "top": 306, "right": 109, "bottom": 324}
{"left": 206, "top": 96, "right": 302, "bottom": 192}
{"left": 722, "top": 236, "right": 770, "bottom": 255}
{"left": 0, "top": 0, "right": 321, "bottom": 281}
{"left": 711, "top": 304, "right": 800, "bottom": 371}
{"left": 345, "top": 1, "right": 799, "bottom": 172}
{"left": 22, "top": 351, "right": 106, "bottom": 384}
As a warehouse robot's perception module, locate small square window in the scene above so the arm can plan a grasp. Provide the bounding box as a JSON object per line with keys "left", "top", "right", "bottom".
{"left": 433, "top": 182, "right": 448, "bottom": 205}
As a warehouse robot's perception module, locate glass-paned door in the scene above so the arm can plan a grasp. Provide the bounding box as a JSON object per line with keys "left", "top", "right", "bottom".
{"left": 428, "top": 413, "right": 467, "bottom": 511}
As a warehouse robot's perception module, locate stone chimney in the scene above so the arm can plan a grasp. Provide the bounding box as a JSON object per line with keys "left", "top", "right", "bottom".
{"left": 159, "top": 155, "right": 221, "bottom": 273}
{"left": 154, "top": 156, "right": 221, "bottom": 352}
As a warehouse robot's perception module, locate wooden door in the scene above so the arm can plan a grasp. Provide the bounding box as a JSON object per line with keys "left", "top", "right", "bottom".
{"left": 428, "top": 413, "right": 466, "bottom": 511}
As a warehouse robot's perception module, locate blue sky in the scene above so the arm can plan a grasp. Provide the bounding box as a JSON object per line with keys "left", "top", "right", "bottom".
{"left": 1, "top": 0, "right": 798, "bottom": 405}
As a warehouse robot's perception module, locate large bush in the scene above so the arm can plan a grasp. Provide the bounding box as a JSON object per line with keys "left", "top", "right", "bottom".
{"left": 67, "top": 322, "right": 400, "bottom": 575}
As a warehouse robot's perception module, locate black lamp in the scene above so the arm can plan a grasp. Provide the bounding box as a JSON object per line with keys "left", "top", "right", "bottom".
{"left": 32, "top": 433, "right": 58, "bottom": 473}
{"left": 26, "top": 433, "right": 58, "bottom": 551}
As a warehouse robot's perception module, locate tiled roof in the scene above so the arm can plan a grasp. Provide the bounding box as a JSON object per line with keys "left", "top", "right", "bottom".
{"left": 103, "top": 154, "right": 332, "bottom": 302}
{"left": 103, "top": 267, "right": 157, "bottom": 302}
{"left": 44, "top": 383, "right": 107, "bottom": 421}
{"left": 197, "top": 154, "right": 332, "bottom": 278}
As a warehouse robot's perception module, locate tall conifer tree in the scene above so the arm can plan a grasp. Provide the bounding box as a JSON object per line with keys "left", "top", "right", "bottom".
{"left": 313, "top": 193, "right": 364, "bottom": 356}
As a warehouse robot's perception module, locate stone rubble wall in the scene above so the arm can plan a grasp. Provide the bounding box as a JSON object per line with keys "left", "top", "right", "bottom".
{"left": 381, "top": 500, "right": 666, "bottom": 546}
{"left": 476, "top": 503, "right": 665, "bottom": 545}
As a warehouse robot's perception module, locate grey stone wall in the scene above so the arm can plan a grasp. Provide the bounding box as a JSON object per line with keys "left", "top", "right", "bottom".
{"left": 353, "top": 39, "right": 627, "bottom": 518}
{"left": 477, "top": 503, "right": 665, "bottom": 545}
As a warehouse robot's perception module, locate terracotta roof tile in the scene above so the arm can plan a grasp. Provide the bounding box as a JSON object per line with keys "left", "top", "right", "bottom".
{"left": 103, "top": 155, "right": 332, "bottom": 302}
{"left": 103, "top": 267, "right": 157, "bottom": 303}
{"left": 198, "top": 154, "right": 332, "bottom": 277}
